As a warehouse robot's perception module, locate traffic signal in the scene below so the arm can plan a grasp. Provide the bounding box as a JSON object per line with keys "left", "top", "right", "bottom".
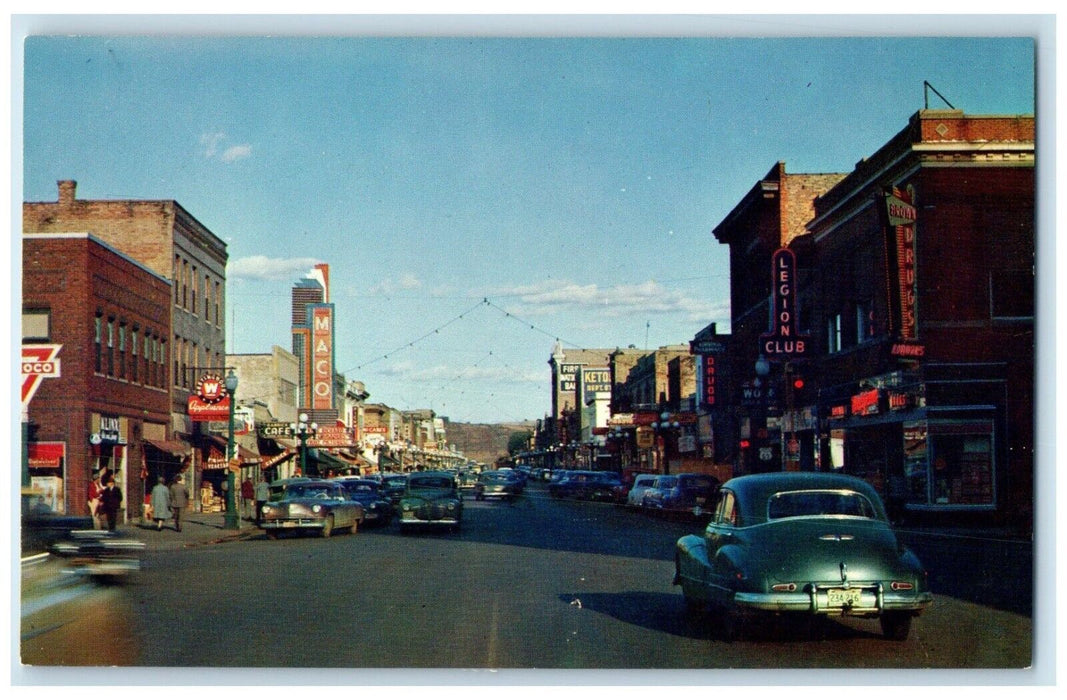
{"left": 792, "top": 376, "right": 805, "bottom": 391}
{"left": 739, "top": 439, "right": 751, "bottom": 450}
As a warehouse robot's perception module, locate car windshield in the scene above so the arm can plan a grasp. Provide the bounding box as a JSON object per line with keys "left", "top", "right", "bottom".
{"left": 384, "top": 477, "right": 406, "bottom": 487}
{"left": 482, "top": 473, "right": 511, "bottom": 483}
{"left": 287, "top": 484, "right": 341, "bottom": 499}
{"left": 343, "top": 483, "right": 376, "bottom": 493}
{"left": 767, "top": 489, "right": 878, "bottom": 520}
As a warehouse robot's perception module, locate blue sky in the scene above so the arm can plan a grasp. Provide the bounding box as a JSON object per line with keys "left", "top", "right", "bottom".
{"left": 15, "top": 17, "right": 1040, "bottom": 424}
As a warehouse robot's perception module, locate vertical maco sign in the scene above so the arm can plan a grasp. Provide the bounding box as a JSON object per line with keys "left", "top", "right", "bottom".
{"left": 759, "top": 248, "right": 810, "bottom": 360}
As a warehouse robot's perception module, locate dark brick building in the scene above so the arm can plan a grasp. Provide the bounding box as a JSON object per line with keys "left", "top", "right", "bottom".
{"left": 22, "top": 233, "right": 172, "bottom": 520}
{"left": 713, "top": 110, "right": 1034, "bottom": 528}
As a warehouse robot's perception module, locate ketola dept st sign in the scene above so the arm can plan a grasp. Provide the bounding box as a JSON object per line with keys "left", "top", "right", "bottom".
{"left": 759, "top": 248, "right": 810, "bottom": 359}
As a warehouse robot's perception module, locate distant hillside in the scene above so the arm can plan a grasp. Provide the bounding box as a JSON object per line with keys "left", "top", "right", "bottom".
{"left": 445, "top": 420, "right": 535, "bottom": 465}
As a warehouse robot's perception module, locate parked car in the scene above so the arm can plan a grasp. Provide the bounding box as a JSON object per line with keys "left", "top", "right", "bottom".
{"left": 640, "top": 475, "right": 679, "bottom": 510}
{"left": 647, "top": 473, "right": 721, "bottom": 518}
{"left": 548, "top": 470, "right": 623, "bottom": 501}
{"left": 674, "top": 472, "right": 932, "bottom": 641}
{"left": 398, "top": 471, "right": 464, "bottom": 533}
{"left": 267, "top": 477, "right": 312, "bottom": 502}
{"left": 334, "top": 477, "right": 394, "bottom": 526}
{"left": 380, "top": 474, "right": 408, "bottom": 505}
{"left": 260, "top": 479, "right": 364, "bottom": 539}
{"left": 474, "top": 470, "right": 523, "bottom": 501}
{"left": 625, "top": 473, "right": 659, "bottom": 508}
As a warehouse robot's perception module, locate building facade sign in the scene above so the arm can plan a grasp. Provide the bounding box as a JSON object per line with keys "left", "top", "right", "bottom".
{"left": 759, "top": 248, "right": 810, "bottom": 359}
{"left": 883, "top": 186, "right": 919, "bottom": 342}
{"left": 311, "top": 305, "right": 335, "bottom": 411}
{"left": 21, "top": 344, "right": 62, "bottom": 407}
{"left": 582, "top": 367, "right": 612, "bottom": 395}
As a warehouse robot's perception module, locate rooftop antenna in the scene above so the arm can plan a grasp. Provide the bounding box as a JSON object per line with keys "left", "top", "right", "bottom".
{"left": 923, "top": 81, "right": 955, "bottom": 110}
{"left": 645, "top": 320, "right": 650, "bottom": 350}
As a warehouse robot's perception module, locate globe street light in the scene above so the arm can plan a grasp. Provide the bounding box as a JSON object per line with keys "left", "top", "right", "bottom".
{"left": 290, "top": 413, "right": 318, "bottom": 477}
{"left": 224, "top": 369, "right": 239, "bottom": 530}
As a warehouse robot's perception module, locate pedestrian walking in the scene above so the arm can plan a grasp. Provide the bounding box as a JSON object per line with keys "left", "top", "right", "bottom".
{"left": 99, "top": 476, "right": 123, "bottom": 531}
{"left": 254, "top": 474, "right": 270, "bottom": 526}
{"left": 150, "top": 476, "right": 172, "bottom": 530}
{"left": 241, "top": 476, "right": 255, "bottom": 520}
{"left": 169, "top": 474, "right": 190, "bottom": 532}
{"left": 87, "top": 470, "right": 105, "bottom": 529}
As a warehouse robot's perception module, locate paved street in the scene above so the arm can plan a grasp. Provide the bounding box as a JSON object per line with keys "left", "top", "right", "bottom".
{"left": 21, "top": 481, "right": 1029, "bottom": 677}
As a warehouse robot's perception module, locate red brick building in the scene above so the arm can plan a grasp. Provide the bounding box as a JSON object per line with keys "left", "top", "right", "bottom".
{"left": 712, "top": 110, "right": 1034, "bottom": 528}
{"left": 24, "top": 180, "right": 231, "bottom": 507}
{"left": 22, "top": 234, "right": 172, "bottom": 520}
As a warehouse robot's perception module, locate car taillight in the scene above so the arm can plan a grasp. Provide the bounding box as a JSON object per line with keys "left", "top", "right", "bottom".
{"left": 772, "top": 583, "right": 797, "bottom": 592}
{"left": 890, "top": 581, "right": 914, "bottom": 591}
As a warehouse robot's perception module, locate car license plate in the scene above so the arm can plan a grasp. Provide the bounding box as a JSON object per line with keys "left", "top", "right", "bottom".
{"left": 827, "top": 588, "right": 862, "bottom": 607}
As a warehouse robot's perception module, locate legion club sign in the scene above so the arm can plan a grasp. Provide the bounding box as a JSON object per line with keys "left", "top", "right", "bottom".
{"left": 759, "top": 248, "right": 810, "bottom": 359}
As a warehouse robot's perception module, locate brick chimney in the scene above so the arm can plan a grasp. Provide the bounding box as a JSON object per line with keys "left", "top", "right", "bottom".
{"left": 57, "top": 180, "right": 77, "bottom": 206}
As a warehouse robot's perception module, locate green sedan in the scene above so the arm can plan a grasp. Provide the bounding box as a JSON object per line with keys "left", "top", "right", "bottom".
{"left": 674, "top": 472, "right": 932, "bottom": 641}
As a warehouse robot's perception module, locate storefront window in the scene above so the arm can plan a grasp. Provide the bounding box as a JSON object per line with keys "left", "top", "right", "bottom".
{"left": 902, "top": 422, "right": 928, "bottom": 504}
{"left": 930, "top": 422, "right": 995, "bottom": 506}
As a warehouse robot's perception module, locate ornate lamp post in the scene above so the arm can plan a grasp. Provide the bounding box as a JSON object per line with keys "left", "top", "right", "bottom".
{"left": 224, "top": 369, "right": 239, "bottom": 530}
{"left": 290, "top": 412, "right": 318, "bottom": 477}
{"left": 651, "top": 410, "right": 680, "bottom": 475}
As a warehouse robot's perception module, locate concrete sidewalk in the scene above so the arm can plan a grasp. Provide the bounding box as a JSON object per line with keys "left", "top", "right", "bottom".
{"left": 120, "top": 511, "right": 262, "bottom": 551}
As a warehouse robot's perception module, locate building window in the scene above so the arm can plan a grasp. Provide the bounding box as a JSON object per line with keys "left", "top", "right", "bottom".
{"left": 23, "top": 309, "right": 51, "bottom": 341}
{"left": 827, "top": 313, "right": 842, "bottom": 354}
{"left": 182, "top": 259, "right": 189, "bottom": 310}
{"left": 204, "top": 273, "right": 211, "bottom": 321}
{"left": 174, "top": 335, "right": 182, "bottom": 388}
{"left": 106, "top": 318, "right": 115, "bottom": 376}
{"left": 174, "top": 255, "right": 181, "bottom": 305}
{"left": 192, "top": 266, "right": 199, "bottom": 318}
{"left": 215, "top": 281, "right": 222, "bottom": 327}
{"left": 990, "top": 269, "right": 1034, "bottom": 320}
{"left": 118, "top": 323, "right": 127, "bottom": 380}
{"left": 130, "top": 328, "right": 139, "bottom": 383}
{"left": 158, "top": 338, "right": 167, "bottom": 389}
{"left": 95, "top": 315, "right": 103, "bottom": 373}
{"left": 856, "top": 301, "right": 874, "bottom": 344}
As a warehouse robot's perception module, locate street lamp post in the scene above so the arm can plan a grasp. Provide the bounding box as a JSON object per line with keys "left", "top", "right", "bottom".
{"left": 224, "top": 369, "right": 239, "bottom": 530}
{"left": 651, "top": 410, "right": 680, "bottom": 475}
{"left": 290, "top": 413, "right": 318, "bottom": 477}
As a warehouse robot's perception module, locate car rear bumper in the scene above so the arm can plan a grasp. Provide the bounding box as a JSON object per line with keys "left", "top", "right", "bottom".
{"left": 399, "top": 516, "right": 460, "bottom": 525}
{"left": 734, "top": 585, "right": 933, "bottom": 615}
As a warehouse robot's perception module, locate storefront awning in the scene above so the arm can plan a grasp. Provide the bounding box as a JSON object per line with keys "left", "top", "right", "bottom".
{"left": 28, "top": 442, "right": 65, "bottom": 468}
{"left": 143, "top": 438, "right": 192, "bottom": 457}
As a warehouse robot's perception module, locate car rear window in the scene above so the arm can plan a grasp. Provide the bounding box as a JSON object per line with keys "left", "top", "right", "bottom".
{"left": 288, "top": 484, "right": 340, "bottom": 499}
{"left": 680, "top": 476, "right": 717, "bottom": 490}
{"left": 767, "top": 490, "right": 878, "bottom": 520}
{"left": 410, "top": 477, "right": 453, "bottom": 490}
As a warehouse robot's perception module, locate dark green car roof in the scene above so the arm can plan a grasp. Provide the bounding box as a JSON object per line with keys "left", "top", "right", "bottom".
{"left": 722, "top": 472, "right": 888, "bottom": 526}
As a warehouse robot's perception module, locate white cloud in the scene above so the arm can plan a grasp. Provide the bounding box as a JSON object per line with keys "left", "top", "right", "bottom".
{"left": 221, "top": 144, "right": 252, "bottom": 162}
{"left": 229, "top": 255, "right": 322, "bottom": 281}
{"left": 199, "top": 131, "right": 251, "bottom": 162}
{"left": 369, "top": 273, "right": 423, "bottom": 295}
{"left": 488, "top": 279, "right": 726, "bottom": 323}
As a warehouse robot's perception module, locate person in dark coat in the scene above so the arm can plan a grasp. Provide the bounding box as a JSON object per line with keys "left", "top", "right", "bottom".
{"left": 99, "top": 476, "right": 123, "bottom": 531}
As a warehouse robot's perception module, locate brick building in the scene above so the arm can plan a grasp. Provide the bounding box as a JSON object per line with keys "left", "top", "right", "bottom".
{"left": 24, "top": 180, "right": 230, "bottom": 510}
{"left": 713, "top": 110, "right": 1034, "bottom": 527}
{"left": 22, "top": 233, "right": 172, "bottom": 520}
